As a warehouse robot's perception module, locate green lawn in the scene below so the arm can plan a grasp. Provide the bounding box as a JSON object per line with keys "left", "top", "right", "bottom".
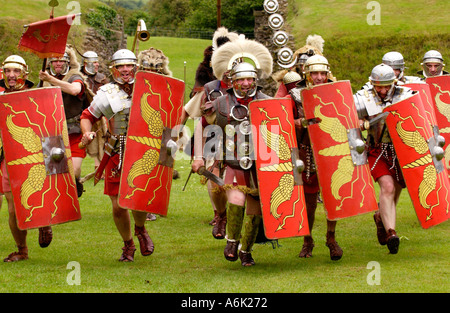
{"left": 0, "top": 156, "right": 448, "bottom": 293}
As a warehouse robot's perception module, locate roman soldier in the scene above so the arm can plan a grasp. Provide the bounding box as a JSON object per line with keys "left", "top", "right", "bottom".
{"left": 80, "top": 49, "right": 154, "bottom": 262}
{"left": 289, "top": 55, "right": 343, "bottom": 261}
{"left": 184, "top": 27, "right": 239, "bottom": 237}
{"left": 418, "top": 50, "right": 448, "bottom": 78}
{"left": 273, "top": 34, "right": 330, "bottom": 97}
{"left": 192, "top": 38, "right": 273, "bottom": 266}
{"left": 354, "top": 64, "right": 414, "bottom": 254}
{"left": 137, "top": 46, "right": 176, "bottom": 221}
{"left": 1, "top": 55, "right": 52, "bottom": 262}
{"left": 80, "top": 51, "right": 109, "bottom": 179}
{"left": 362, "top": 51, "right": 421, "bottom": 90}
{"left": 39, "top": 44, "right": 90, "bottom": 197}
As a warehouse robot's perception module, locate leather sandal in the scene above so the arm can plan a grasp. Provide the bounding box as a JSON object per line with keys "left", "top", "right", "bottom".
{"left": 4, "top": 247, "right": 29, "bottom": 262}
{"left": 239, "top": 250, "right": 255, "bottom": 266}
{"left": 135, "top": 225, "right": 154, "bottom": 256}
{"left": 224, "top": 240, "right": 239, "bottom": 261}
{"left": 298, "top": 236, "right": 314, "bottom": 258}
{"left": 39, "top": 226, "right": 53, "bottom": 248}
{"left": 326, "top": 231, "right": 343, "bottom": 261}
{"left": 212, "top": 212, "right": 227, "bottom": 239}
{"left": 119, "top": 239, "right": 136, "bottom": 262}
{"left": 373, "top": 212, "right": 387, "bottom": 245}
{"left": 386, "top": 228, "right": 400, "bottom": 254}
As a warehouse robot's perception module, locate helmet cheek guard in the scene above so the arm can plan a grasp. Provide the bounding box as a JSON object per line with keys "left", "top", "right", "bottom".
{"left": 2, "top": 55, "right": 29, "bottom": 90}
{"left": 109, "top": 49, "right": 137, "bottom": 84}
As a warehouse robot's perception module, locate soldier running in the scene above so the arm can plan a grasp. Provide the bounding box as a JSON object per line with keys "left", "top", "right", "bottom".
{"left": 80, "top": 49, "right": 154, "bottom": 262}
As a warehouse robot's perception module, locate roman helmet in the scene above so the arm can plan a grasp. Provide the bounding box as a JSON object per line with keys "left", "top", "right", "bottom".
{"left": 82, "top": 51, "right": 99, "bottom": 76}
{"left": 48, "top": 51, "right": 71, "bottom": 76}
{"left": 211, "top": 37, "right": 273, "bottom": 99}
{"left": 369, "top": 63, "right": 396, "bottom": 99}
{"left": 382, "top": 51, "right": 405, "bottom": 80}
{"left": 1, "top": 55, "right": 29, "bottom": 90}
{"left": 421, "top": 50, "right": 445, "bottom": 77}
{"left": 109, "top": 49, "right": 137, "bottom": 84}
{"left": 303, "top": 54, "right": 330, "bottom": 85}
{"left": 282, "top": 70, "right": 301, "bottom": 92}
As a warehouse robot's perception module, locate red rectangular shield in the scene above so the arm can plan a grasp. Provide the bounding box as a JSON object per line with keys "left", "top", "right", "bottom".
{"left": 383, "top": 92, "right": 450, "bottom": 228}
{"left": 118, "top": 71, "right": 185, "bottom": 216}
{"left": 301, "top": 80, "right": 378, "bottom": 220}
{"left": 425, "top": 75, "right": 450, "bottom": 171}
{"left": 0, "top": 87, "right": 81, "bottom": 230}
{"left": 249, "top": 98, "right": 309, "bottom": 239}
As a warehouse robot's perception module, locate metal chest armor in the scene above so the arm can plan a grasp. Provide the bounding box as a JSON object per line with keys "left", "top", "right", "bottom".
{"left": 215, "top": 92, "right": 269, "bottom": 170}
{"left": 354, "top": 86, "right": 414, "bottom": 145}
{"left": 88, "top": 83, "right": 131, "bottom": 136}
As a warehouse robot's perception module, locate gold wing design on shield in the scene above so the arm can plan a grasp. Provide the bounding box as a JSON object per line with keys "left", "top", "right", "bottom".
{"left": 314, "top": 105, "right": 353, "bottom": 200}
{"left": 259, "top": 120, "right": 294, "bottom": 219}
{"left": 140, "top": 92, "right": 164, "bottom": 137}
{"left": 396, "top": 121, "right": 436, "bottom": 207}
{"left": 7, "top": 115, "right": 42, "bottom": 154}
{"left": 260, "top": 120, "right": 291, "bottom": 160}
{"left": 269, "top": 173, "right": 294, "bottom": 219}
{"left": 315, "top": 105, "right": 348, "bottom": 143}
{"left": 330, "top": 156, "right": 354, "bottom": 200}
{"left": 396, "top": 121, "right": 429, "bottom": 154}
{"left": 418, "top": 165, "right": 437, "bottom": 208}
{"left": 6, "top": 115, "right": 46, "bottom": 209}
{"left": 127, "top": 92, "right": 164, "bottom": 187}
{"left": 434, "top": 92, "right": 450, "bottom": 123}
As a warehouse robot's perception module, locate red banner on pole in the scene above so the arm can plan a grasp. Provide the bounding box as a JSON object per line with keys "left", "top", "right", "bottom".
{"left": 18, "top": 14, "right": 77, "bottom": 59}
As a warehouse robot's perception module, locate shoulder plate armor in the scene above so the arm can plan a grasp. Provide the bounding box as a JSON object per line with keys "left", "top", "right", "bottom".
{"left": 88, "top": 83, "right": 131, "bottom": 120}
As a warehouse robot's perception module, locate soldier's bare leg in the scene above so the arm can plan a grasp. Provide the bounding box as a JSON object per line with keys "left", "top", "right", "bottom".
{"left": 110, "top": 195, "right": 135, "bottom": 261}
{"left": 4, "top": 191, "right": 28, "bottom": 262}
{"left": 299, "top": 191, "right": 317, "bottom": 258}
{"left": 377, "top": 174, "right": 401, "bottom": 254}
{"left": 209, "top": 174, "right": 227, "bottom": 239}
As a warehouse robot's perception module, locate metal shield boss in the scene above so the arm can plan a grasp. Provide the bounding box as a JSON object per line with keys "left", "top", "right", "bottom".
{"left": 301, "top": 80, "right": 378, "bottom": 220}
{"left": 0, "top": 87, "right": 81, "bottom": 230}
{"left": 118, "top": 71, "right": 185, "bottom": 216}
{"left": 249, "top": 98, "right": 309, "bottom": 239}
{"left": 425, "top": 75, "right": 450, "bottom": 171}
{"left": 383, "top": 92, "right": 450, "bottom": 228}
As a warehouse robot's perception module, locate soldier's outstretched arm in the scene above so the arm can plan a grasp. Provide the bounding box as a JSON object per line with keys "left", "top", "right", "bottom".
{"left": 80, "top": 114, "right": 95, "bottom": 147}
{"left": 191, "top": 120, "right": 205, "bottom": 173}
{"left": 39, "top": 70, "right": 82, "bottom": 96}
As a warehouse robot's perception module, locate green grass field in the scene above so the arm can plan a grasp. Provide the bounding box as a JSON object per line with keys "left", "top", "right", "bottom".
{"left": 0, "top": 155, "right": 448, "bottom": 293}
{"left": 0, "top": 0, "right": 448, "bottom": 296}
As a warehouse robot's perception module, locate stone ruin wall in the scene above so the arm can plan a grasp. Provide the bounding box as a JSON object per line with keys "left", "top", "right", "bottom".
{"left": 254, "top": 0, "right": 296, "bottom": 97}
{"left": 81, "top": 15, "right": 127, "bottom": 77}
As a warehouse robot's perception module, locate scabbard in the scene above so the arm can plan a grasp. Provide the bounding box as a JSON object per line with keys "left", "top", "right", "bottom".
{"left": 94, "top": 135, "right": 118, "bottom": 186}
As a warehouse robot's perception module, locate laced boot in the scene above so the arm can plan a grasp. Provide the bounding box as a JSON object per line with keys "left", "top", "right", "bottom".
{"left": 135, "top": 225, "right": 154, "bottom": 256}
{"left": 239, "top": 215, "right": 261, "bottom": 266}
{"left": 326, "top": 231, "right": 343, "bottom": 261}
{"left": 212, "top": 210, "right": 227, "bottom": 239}
{"left": 4, "top": 245, "right": 29, "bottom": 262}
{"left": 298, "top": 236, "right": 314, "bottom": 258}
{"left": 119, "top": 239, "right": 136, "bottom": 262}
{"left": 373, "top": 211, "right": 387, "bottom": 245}
{"left": 39, "top": 226, "right": 53, "bottom": 248}
{"left": 224, "top": 203, "right": 244, "bottom": 261}
{"left": 386, "top": 228, "right": 400, "bottom": 254}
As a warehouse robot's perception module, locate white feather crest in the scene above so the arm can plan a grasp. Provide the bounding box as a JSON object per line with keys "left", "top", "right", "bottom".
{"left": 305, "top": 34, "right": 324, "bottom": 53}
{"left": 211, "top": 38, "right": 273, "bottom": 80}
{"left": 212, "top": 27, "right": 240, "bottom": 50}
